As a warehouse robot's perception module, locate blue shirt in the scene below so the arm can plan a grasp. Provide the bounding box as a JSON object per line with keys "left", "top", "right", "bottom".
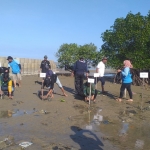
{"left": 121, "top": 67, "right": 132, "bottom": 83}
{"left": 8, "top": 60, "right": 20, "bottom": 74}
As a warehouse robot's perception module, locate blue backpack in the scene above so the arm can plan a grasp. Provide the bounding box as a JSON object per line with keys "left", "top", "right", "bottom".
{"left": 9, "top": 60, "right": 20, "bottom": 74}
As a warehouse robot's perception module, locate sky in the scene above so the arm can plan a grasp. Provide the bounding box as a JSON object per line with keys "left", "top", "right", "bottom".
{"left": 0, "top": 0, "right": 150, "bottom": 61}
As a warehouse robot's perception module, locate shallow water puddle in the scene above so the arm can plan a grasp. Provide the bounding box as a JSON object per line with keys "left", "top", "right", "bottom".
{"left": 81, "top": 106, "right": 150, "bottom": 150}
{"left": 0, "top": 109, "right": 36, "bottom": 118}
{"left": 12, "top": 109, "right": 36, "bottom": 117}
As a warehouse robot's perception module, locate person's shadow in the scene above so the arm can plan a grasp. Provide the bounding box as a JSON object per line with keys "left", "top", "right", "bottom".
{"left": 70, "top": 126, "right": 104, "bottom": 150}
{"left": 63, "top": 86, "right": 84, "bottom": 100}
{"left": 63, "top": 86, "right": 75, "bottom": 94}
{"left": 35, "top": 81, "right": 42, "bottom": 85}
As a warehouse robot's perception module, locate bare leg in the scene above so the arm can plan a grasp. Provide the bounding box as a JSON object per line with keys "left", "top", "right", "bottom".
{"left": 18, "top": 80, "right": 21, "bottom": 87}
{"left": 91, "top": 95, "right": 95, "bottom": 101}
{"left": 13, "top": 80, "right": 17, "bottom": 87}
{"left": 61, "top": 88, "right": 68, "bottom": 97}
{"left": 8, "top": 93, "right": 13, "bottom": 99}
{"left": 45, "top": 89, "right": 53, "bottom": 98}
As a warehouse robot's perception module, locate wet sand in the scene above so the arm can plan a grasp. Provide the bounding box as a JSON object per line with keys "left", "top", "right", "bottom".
{"left": 0, "top": 75, "right": 150, "bottom": 150}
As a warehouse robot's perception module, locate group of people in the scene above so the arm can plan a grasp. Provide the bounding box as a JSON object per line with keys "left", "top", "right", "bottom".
{"left": 0, "top": 55, "right": 134, "bottom": 102}
{"left": 72, "top": 57, "right": 108, "bottom": 102}
{"left": 0, "top": 56, "right": 22, "bottom": 99}
{"left": 39, "top": 55, "right": 68, "bottom": 99}
{"left": 72, "top": 57, "right": 133, "bottom": 102}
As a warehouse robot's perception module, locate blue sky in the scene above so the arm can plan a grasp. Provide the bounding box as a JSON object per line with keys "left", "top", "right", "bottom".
{"left": 0, "top": 0, "right": 150, "bottom": 61}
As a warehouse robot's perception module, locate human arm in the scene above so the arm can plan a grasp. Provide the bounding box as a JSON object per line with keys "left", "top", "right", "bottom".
{"left": 45, "top": 78, "right": 54, "bottom": 98}
{"left": 121, "top": 67, "right": 130, "bottom": 76}
{"left": 8, "top": 80, "right": 13, "bottom": 97}
{"left": 39, "top": 61, "right": 43, "bottom": 73}
{"left": 96, "top": 62, "right": 102, "bottom": 75}
{"left": 72, "top": 62, "right": 76, "bottom": 76}
{"left": 85, "top": 63, "right": 88, "bottom": 77}
{"left": 96, "top": 68, "right": 99, "bottom": 73}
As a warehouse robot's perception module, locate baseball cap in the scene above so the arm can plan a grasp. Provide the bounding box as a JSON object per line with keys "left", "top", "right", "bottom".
{"left": 7, "top": 56, "right": 13, "bottom": 60}
{"left": 44, "top": 55, "right": 48, "bottom": 59}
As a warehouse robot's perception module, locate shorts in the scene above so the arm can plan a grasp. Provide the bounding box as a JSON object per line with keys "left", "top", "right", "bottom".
{"left": 97, "top": 77, "right": 105, "bottom": 86}
{"left": 56, "top": 77, "right": 62, "bottom": 88}
{"left": 12, "top": 73, "right": 22, "bottom": 81}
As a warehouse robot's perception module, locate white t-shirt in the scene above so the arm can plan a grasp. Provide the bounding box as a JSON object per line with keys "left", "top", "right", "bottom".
{"left": 96, "top": 61, "right": 105, "bottom": 77}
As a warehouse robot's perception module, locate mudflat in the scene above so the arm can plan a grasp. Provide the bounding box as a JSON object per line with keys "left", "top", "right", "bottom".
{"left": 0, "top": 75, "right": 150, "bottom": 150}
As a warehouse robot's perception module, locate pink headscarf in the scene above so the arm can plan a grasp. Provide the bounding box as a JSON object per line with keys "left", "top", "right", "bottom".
{"left": 123, "top": 60, "right": 133, "bottom": 68}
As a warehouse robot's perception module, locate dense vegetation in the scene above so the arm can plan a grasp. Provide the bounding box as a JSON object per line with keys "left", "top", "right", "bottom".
{"left": 56, "top": 11, "right": 150, "bottom": 85}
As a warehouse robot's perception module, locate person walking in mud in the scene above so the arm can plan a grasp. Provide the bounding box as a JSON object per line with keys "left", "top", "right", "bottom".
{"left": 96, "top": 57, "right": 107, "bottom": 94}
{"left": 72, "top": 57, "right": 88, "bottom": 97}
{"left": 116, "top": 60, "right": 133, "bottom": 102}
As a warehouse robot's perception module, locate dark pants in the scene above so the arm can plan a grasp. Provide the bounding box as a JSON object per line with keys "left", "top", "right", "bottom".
{"left": 119, "top": 83, "right": 132, "bottom": 99}
{"left": 95, "top": 77, "right": 105, "bottom": 86}
{"left": 75, "top": 74, "right": 84, "bottom": 96}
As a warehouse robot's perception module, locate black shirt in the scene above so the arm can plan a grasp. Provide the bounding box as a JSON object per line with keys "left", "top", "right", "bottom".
{"left": 42, "top": 75, "right": 55, "bottom": 89}
{"left": 40, "top": 60, "right": 50, "bottom": 73}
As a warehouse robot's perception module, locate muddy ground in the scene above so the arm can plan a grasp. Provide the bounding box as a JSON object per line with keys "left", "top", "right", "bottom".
{"left": 0, "top": 75, "right": 150, "bottom": 150}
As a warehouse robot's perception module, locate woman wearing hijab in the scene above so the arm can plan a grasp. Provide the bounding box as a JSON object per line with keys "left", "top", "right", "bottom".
{"left": 116, "top": 60, "right": 133, "bottom": 102}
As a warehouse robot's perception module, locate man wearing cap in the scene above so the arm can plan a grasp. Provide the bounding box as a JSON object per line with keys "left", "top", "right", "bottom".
{"left": 40, "top": 55, "right": 51, "bottom": 74}
{"left": 72, "top": 57, "right": 88, "bottom": 97}
{"left": 96, "top": 57, "right": 107, "bottom": 94}
{"left": 7, "top": 56, "right": 22, "bottom": 87}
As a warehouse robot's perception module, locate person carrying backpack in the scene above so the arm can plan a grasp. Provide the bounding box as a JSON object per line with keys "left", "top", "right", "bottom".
{"left": 7, "top": 56, "right": 22, "bottom": 87}
{"left": 0, "top": 72, "right": 14, "bottom": 99}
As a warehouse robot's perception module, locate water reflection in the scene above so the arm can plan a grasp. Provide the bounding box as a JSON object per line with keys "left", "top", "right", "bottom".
{"left": 135, "top": 139, "right": 144, "bottom": 149}
{"left": 120, "top": 123, "right": 129, "bottom": 135}
{"left": 82, "top": 106, "right": 150, "bottom": 149}
{"left": 85, "top": 108, "right": 103, "bottom": 130}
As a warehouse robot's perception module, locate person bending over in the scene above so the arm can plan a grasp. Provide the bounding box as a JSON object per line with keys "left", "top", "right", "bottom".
{"left": 41, "top": 73, "right": 55, "bottom": 99}
{"left": 46, "top": 66, "right": 68, "bottom": 97}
